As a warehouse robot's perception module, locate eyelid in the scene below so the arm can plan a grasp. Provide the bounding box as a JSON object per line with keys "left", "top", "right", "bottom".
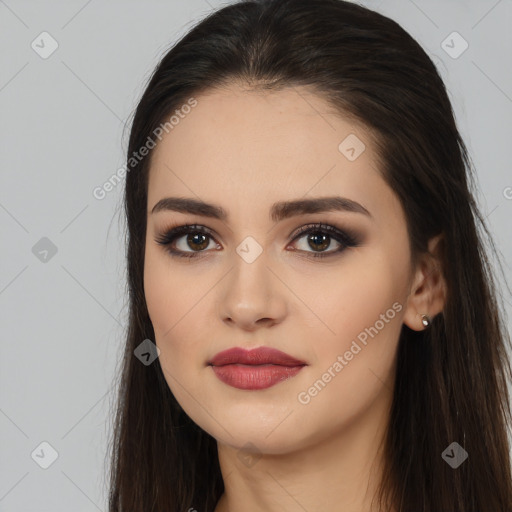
{"left": 289, "top": 222, "right": 359, "bottom": 246}
{"left": 154, "top": 223, "right": 218, "bottom": 252}
{"left": 154, "top": 221, "right": 361, "bottom": 259}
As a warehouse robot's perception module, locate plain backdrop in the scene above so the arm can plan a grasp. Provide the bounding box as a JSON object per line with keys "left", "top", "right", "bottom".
{"left": 1, "top": 0, "right": 511, "bottom": 510}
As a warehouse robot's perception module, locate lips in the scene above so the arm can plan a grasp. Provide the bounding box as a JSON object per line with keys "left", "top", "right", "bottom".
{"left": 208, "top": 346, "right": 306, "bottom": 367}
{"left": 208, "top": 347, "right": 307, "bottom": 390}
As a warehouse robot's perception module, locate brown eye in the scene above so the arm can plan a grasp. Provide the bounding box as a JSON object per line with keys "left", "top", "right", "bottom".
{"left": 155, "top": 222, "right": 360, "bottom": 260}
{"left": 183, "top": 232, "right": 210, "bottom": 252}
{"left": 154, "top": 224, "right": 218, "bottom": 259}
{"left": 289, "top": 223, "right": 359, "bottom": 259}
{"left": 303, "top": 232, "right": 332, "bottom": 252}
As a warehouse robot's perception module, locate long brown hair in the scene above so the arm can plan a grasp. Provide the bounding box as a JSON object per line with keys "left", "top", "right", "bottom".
{"left": 107, "top": 0, "right": 512, "bottom": 510}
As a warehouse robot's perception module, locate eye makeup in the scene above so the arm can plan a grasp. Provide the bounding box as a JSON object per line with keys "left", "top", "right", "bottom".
{"left": 154, "top": 221, "right": 362, "bottom": 260}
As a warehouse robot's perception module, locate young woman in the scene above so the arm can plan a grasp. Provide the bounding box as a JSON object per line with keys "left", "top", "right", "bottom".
{"left": 108, "top": 0, "right": 512, "bottom": 510}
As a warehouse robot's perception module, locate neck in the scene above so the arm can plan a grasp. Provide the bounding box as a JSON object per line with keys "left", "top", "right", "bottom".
{"left": 213, "top": 388, "right": 394, "bottom": 512}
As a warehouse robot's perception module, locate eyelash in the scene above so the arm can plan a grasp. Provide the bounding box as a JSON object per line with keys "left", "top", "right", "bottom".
{"left": 154, "top": 222, "right": 360, "bottom": 260}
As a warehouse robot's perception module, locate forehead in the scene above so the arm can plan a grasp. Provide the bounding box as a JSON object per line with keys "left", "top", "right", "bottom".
{"left": 146, "top": 85, "right": 396, "bottom": 223}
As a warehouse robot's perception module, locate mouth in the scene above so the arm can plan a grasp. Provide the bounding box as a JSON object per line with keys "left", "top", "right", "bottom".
{"left": 208, "top": 346, "right": 307, "bottom": 390}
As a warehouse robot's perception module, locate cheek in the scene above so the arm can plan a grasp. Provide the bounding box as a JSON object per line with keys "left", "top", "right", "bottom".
{"left": 144, "top": 242, "right": 199, "bottom": 332}
{"left": 143, "top": 245, "right": 213, "bottom": 377}
{"left": 294, "top": 251, "right": 404, "bottom": 406}
{"left": 293, "top": 249, "right": 403, "bottom": 346}
{"left": 144, "top": 247, "right": 175, "bottom": 332}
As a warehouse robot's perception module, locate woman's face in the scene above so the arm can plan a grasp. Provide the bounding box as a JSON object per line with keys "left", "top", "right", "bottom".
{"left": 144, "top": 84, "right": 417, "bottom": 454}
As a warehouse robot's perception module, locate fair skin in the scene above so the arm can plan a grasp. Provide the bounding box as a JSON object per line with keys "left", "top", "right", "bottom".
{"left": 143, "top": 84, "right": 446, "bottom": 512}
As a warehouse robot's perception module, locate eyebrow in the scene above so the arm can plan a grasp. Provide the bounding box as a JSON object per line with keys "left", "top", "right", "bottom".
{"left": 150, "top": 196, "right": 372, "bottom": 222}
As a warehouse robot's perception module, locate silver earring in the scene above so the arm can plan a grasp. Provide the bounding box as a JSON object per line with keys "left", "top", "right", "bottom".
{"left": 421, "top": 314, "right": 431, "bottom": 328}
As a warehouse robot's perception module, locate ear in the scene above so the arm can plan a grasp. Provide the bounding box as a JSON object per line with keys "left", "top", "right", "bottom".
{"left": 403, "top": 234, "right": 447, "bottom": 331}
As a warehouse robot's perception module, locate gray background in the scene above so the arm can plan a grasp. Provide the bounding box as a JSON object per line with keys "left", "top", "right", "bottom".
{"left": 1, "top": 0, "right": 511, "bottom": 510}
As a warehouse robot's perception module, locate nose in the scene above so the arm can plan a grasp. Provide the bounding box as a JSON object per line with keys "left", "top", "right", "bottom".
{"left": 218, "top": 256, "right": 287, "bottom": 332}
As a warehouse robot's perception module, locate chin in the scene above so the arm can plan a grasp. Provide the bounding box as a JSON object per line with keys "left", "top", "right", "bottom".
{"left": 201, "top": 415, "right": 310, "bottom": 455}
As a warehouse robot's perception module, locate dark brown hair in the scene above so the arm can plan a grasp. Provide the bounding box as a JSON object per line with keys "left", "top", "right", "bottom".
{"left": 108, "top": 0, "right": 512, "bottom": 510}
